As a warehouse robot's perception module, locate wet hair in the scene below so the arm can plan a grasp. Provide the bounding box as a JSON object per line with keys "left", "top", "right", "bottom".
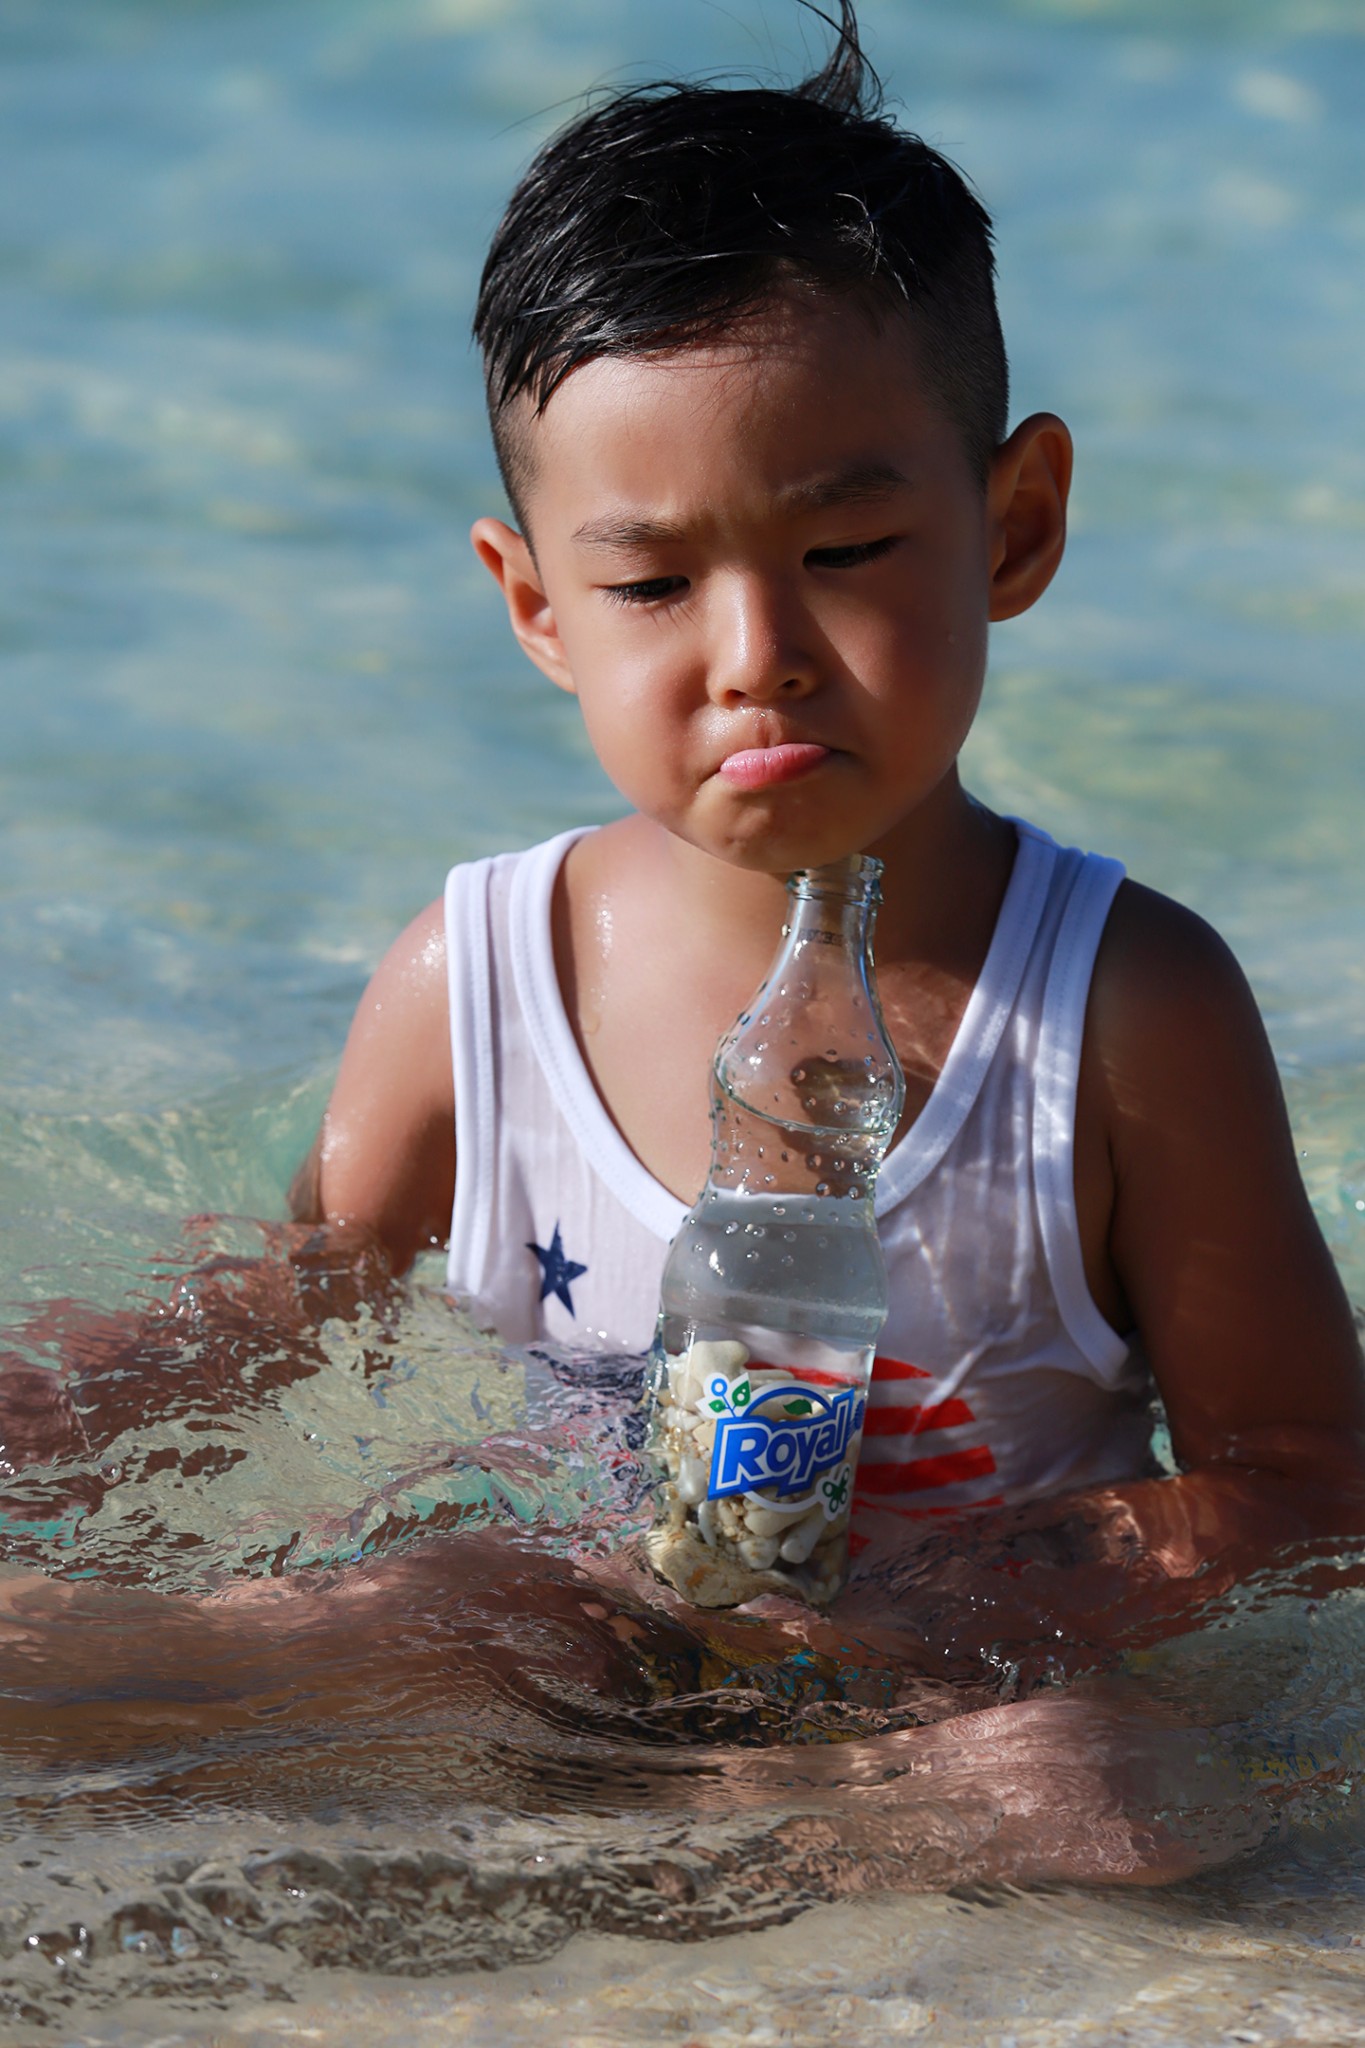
{"left": 473, "top": 0, "right": 1009, "bottom": 525}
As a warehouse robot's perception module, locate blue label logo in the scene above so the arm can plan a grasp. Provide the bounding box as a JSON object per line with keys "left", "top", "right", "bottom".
{"left": 704, "top": 1373, "right": 864, "bottom": 1512}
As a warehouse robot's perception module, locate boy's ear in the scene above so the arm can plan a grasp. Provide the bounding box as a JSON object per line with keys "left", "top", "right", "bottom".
{"left": 986, "top": 413, "right": 1073, "bottom": 622}
{"left": 470, "top": 517, "right": 577, "bottom": 694}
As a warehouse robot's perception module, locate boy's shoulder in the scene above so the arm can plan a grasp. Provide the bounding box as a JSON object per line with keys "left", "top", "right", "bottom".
{"left": 353, "top": 894, "right": 450, "bottom": 1041}
{"left": 1086, "top": 876, "right": 1276, "bottom": 1125}
{"left": 1092, "top": 876, "right": 1259, "bottom": 1052}
{"left": 1082, "top": 875, "right": 1284, "bottom": 1217}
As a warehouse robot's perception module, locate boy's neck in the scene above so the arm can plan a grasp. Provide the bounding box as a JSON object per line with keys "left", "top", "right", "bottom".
{"left": 631, "top": 770, "right": 1014, "bottom": 971}
{"left": 865, "top": 772, "right": 1018, "bottom": 969}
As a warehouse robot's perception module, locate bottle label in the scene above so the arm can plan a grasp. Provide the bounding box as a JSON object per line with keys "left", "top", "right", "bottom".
{"left": 704, "top": 1370, "right": 864, "bottom": 1518}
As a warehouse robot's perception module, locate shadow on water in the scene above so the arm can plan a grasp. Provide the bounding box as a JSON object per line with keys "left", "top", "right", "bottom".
{"left": 1, "top": 1223, "right": 1362, "bottom": 2025}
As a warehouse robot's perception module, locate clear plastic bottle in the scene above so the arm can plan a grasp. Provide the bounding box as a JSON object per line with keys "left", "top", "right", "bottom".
{"left": 643, "top": 854, "right": 905, "bottom": 1608}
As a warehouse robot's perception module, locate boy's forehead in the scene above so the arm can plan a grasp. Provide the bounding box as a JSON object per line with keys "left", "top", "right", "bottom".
{"left": 516, "top": 292, "right": 956, "bottom": 531}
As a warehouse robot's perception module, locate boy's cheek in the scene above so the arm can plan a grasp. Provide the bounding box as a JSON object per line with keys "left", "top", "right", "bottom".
{"left": 568, "top": 694, "right": 677, "bottom": 807}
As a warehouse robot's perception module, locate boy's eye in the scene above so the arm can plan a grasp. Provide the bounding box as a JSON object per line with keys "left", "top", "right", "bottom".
{"left": 602, "top": 575, "right": 688, "bottom": 606}
{"left": 805, "top": 535, "right": 900, "bottom": 570}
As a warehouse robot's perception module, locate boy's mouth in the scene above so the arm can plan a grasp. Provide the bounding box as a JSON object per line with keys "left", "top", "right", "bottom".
{"left": 717, "top": 743, "right": 831, "bottom": 792}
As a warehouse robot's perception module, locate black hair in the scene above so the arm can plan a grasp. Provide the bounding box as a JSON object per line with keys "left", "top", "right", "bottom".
{"left": 473, "top": 0, "right": 1008, "bottom": 521}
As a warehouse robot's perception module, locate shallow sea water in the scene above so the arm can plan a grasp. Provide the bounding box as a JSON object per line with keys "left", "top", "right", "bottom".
{"left": 1, "top": 0, "right": 1364, "bottom": 2038}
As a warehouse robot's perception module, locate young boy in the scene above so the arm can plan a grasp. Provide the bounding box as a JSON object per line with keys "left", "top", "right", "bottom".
{"left": 296, "top": 4, "right": 1363, "bottom": 1562}
{"left": 1, "top": 11, "right": 1360, "bottom": 1892}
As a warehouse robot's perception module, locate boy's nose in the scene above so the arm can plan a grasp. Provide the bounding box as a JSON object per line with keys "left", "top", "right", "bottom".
{"left": 706, "top": 577, "right": 822, "bottom": 705}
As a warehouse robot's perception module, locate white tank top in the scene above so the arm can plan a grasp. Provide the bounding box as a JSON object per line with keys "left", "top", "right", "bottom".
{"left": 444, "top": 822, "right": 1155, "bottom": 1520}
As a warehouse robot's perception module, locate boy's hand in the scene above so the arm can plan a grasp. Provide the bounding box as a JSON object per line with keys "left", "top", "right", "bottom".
{"left": 844, "top": 1438, "right": 1365, "bottom": 1696}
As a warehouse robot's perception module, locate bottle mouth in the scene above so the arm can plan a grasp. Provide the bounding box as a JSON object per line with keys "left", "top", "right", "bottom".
{"left": 788, "top": 854, "right": 884, "bottom": 902}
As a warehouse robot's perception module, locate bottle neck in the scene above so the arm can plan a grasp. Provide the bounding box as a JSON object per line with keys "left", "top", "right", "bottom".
{"left": 710, "top": 852, "right": 904, "bottom": 1180}
{"left": 781, "top": 855, "right": 881, "bottom": 969}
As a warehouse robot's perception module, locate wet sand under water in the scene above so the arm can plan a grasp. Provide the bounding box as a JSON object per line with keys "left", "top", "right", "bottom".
{"left": 11, "top": 1854, "right": 1365, "bottom": 2047}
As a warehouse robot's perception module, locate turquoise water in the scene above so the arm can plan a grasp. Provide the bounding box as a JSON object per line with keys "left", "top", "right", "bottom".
{"left": 2, "top": 0, "right": 1364, "bottom": 2037}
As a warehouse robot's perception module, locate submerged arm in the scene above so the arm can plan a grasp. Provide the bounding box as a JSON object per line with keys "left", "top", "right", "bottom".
{"left": 2, "top": 902, "right": 453, "bottom": 1473}
{"left": 0, "top": 1214, "right": 401, "bottom": 1482}
{"left": 0, "top": 1532, "right": 711, "bottom": 1754}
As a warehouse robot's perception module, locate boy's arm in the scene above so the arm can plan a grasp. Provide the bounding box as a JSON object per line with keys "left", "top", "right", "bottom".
{"left": 1087, "top": 881, "right": 1365, "bottom": 1484}
{"left": 962, "top": 883, "right": 1365, "bottom": 1659}
{"left": 0, "top": 1538, "right": 704, "bottom": 1749}
{"left": 849, "top": 920, "right": 1365, "bottom": 1675}
{"left": 290, "top": 898, "right": 455, "bottom": 1275}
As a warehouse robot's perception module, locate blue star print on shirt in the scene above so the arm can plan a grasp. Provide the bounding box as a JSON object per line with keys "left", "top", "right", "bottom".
{"left": 527, "top": 1221, "right": 588, "bottom": 1316}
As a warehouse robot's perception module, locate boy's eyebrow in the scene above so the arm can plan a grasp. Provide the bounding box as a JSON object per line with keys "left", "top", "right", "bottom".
{"left": 571, "top": 463, "right": 914, "bottom": 552}
{"left": 572, "top": 512, "right": 690, "bottom": 551}
{"left": 776, "top": 461, "right": 914, "bottom": 515}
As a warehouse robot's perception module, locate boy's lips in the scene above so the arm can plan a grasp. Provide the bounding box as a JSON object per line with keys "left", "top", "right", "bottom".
{"left": 716, "top": 742, "right": 831, "bottom": 792}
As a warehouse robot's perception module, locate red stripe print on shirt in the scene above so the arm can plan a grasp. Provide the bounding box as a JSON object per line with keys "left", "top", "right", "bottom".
{"left": 868, "top": 1355, "right": 935, "bottom": 1381}
{"left": 855, "top": 1444, "right": 999, "bottom": 1493}
{"left": 863, "top": 1397, "right": 976, "bottom": 1436}
{"left": 854, "top": 1353, "right": 998, "bottom": 1510}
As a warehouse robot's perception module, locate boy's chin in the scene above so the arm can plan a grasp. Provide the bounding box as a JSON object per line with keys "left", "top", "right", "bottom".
{"left": 705, "top": 824, "right": 878, "bottom": 877}
{"left": 654, "top": 822, "right": 857, "bottom": 878}
{"left": 647, "top": 794, "right": 877, "bottom": 878}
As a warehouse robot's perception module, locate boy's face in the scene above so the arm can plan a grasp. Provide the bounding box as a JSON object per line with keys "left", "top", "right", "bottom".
{"left": 475, "top": 290, "right": 1067, "bottom": 875}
